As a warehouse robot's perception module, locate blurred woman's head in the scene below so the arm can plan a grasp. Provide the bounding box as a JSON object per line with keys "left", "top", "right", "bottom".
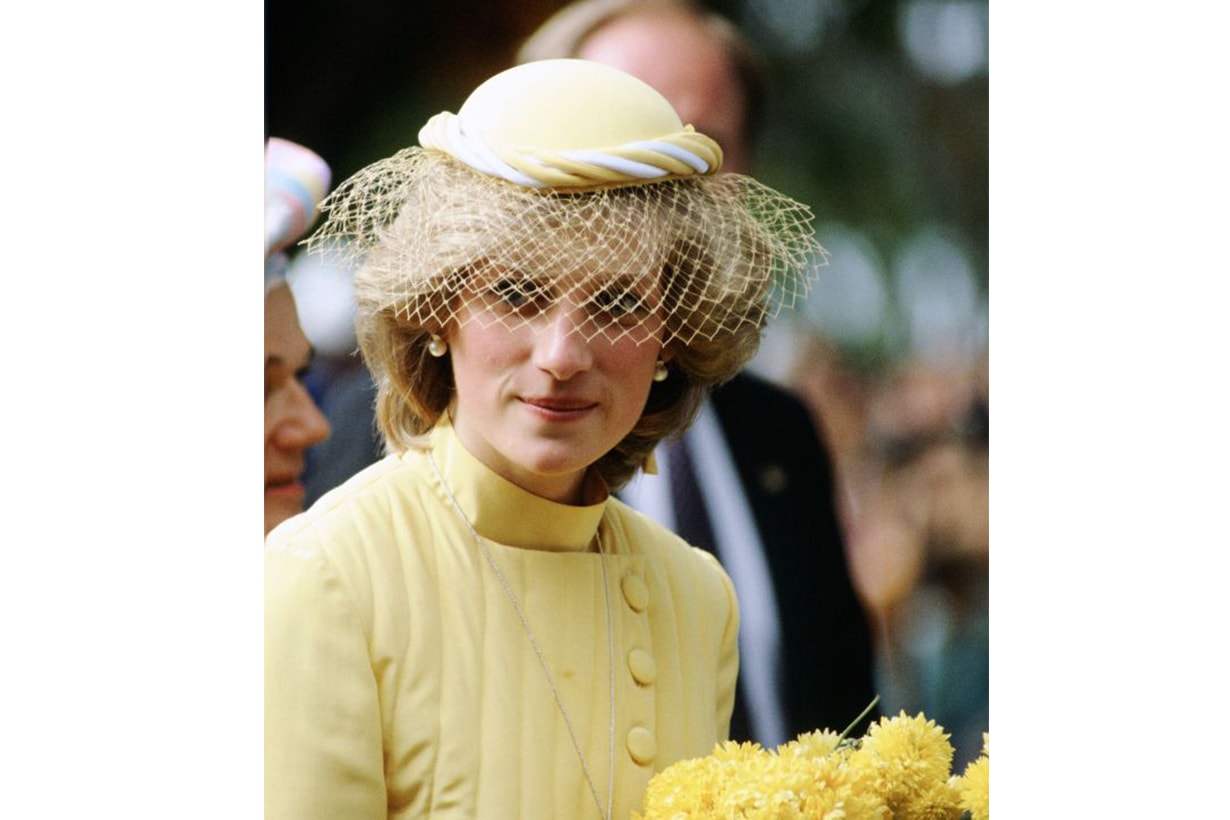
{"left": 265, "top": 138, "right": 333, "bottom": 532}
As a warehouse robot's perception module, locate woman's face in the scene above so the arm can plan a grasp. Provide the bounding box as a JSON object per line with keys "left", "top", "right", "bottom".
{"left": 265, "top": 284, "right": 331, "bottom": 534}
{"left": 446, "top": 260, "right": 666, "bottom": 505}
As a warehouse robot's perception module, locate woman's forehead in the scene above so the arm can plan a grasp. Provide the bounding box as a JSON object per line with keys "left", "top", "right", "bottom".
{"left": 472, "top": 231, "right": 668, "bottom": 284}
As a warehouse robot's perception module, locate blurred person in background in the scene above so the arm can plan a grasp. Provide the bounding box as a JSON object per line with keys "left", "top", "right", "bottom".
{"left": 847, "top": 359, "right": 989, "bottom": 766}
{"left": 265, "top": 137, "right": 333, "bottom": 535}
{"left": 284, "top": 247, "right": 384, "bottom": 507}
{"left": 519, "top": 0, "right": 876, "bottom": 747}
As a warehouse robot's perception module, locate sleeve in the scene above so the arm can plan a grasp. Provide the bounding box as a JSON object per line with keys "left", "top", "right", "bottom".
{"left": 694, "top": 548, "right": 740, "bottom": 741}
{"left": 716, "top": 564, "right": 740, "bottom": 741}
{"left": 265, "top": 542, "right": 386, "bottom": 820}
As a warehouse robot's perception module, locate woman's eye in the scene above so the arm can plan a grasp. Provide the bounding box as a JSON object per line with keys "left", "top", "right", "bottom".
{"left": 596, "top": 290, "right": 643, "bottom": 317}
{"left": 492, "top": 278, "right": 542, "bottom": 310}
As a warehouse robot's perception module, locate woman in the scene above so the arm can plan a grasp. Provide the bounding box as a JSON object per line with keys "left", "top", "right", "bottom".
{"left": 265, "top": 59, "right": 818, "bottom": 819}
{"left": 265, "top": 137, "right": 333, "bottom": 534}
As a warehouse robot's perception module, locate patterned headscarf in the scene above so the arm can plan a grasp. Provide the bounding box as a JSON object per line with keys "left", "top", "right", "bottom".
{"left": 265, "top": 137, "right": 331, "bottom": 292}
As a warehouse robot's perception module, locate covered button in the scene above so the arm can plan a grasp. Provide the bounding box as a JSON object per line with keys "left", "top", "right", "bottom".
{"left": 621, "top": 574, "right": 649, "bottom": 612}
{"left": 626, "top": 726, "right": 657, "bottom": 765}
{"left": 627, "top": 648, "right": 657, "bottom": 685}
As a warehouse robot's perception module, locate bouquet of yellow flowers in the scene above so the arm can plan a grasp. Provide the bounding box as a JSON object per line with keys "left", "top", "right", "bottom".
{"left": 634, "top": 709, "right": 989, "bottom": 820}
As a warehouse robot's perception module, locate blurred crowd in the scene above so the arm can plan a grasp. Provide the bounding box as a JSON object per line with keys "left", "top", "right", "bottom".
{"left": 784, "top": 330, "right": 988, "bottom": 763}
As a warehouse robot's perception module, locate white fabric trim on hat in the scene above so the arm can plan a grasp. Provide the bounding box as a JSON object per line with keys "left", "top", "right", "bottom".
{"left": 558, "top": 150, "right": 669, "bottom": 179}
{"left": 626, "top": 140, "right": 713, "bottom": 173}
{"left": 444, "top": 115, "right": 545, "bottom": 189}
{"left": 420, "top": 108, "right": 720, "bottom": 189}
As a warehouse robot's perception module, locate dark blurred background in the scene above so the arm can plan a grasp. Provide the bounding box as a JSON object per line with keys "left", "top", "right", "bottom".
{"left": 267, "top": 0, "right": 989, "bottom": 764}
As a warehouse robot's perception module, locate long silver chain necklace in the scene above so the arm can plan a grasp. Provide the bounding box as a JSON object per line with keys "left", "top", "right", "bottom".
{"left": 428, "top": 453, "right": 616, "bottom": 820}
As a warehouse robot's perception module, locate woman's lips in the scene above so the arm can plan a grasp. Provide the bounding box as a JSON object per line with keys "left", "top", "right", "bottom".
{"left": 265, "top": 475, "right": 305, "bottom": 498}
{"left": 521, "top": 396, "right": 597, "bottom": 418}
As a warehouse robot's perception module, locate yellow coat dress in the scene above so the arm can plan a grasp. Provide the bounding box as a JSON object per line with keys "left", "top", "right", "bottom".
{"left": 266, "top": 419, "right": 740, "bottom": 819}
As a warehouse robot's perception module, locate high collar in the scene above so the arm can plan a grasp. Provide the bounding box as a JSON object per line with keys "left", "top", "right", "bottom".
{"left": 428, "top": 417, "right": 609, "bottom": 552}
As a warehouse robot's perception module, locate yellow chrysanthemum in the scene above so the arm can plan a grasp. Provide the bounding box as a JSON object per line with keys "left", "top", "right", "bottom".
{"left": 780, "top": 729, "right": 846, "bottom": 760}
{"left": 846, "top": 712, "right": 955, "bottom": 813}
{"left": 894, "top": 778, "right": 964, "bottom": 820}
{"left": 635, "top": 712, "right": 977, "bottom": 820}
{"left": 956, "top": 734, "right": 989, "bottom": 820}
{"left": 799, "top": 763, "right": 888, "bottom": 820}
{"left": 633, "top": 757, "right": 710, "bottom": 817}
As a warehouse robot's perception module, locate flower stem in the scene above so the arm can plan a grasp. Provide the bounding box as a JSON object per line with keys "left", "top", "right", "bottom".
{"left": 838, "top": 695, "right": 881, "bottom": 743}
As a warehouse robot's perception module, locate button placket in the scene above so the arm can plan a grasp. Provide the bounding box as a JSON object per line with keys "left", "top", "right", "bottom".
{"left": 620, "top": 572, "right": 649, "bottom": 612}
{"left": 626, "top": 725, "right": 657, "bottom": 766}
{"left": 617, "top": 557, "right": 656, "bottom": 766}
{"left": 627, "top": 647, "right": 656, "bottom": 685}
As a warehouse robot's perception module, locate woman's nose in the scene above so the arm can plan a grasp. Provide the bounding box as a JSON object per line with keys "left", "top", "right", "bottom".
{"left": 532, "top": 303, "right": 594, "bottom": 380}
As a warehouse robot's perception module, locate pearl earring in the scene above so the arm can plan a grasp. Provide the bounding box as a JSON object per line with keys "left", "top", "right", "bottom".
{"left": 427, "top": 334, "right": 448, "bottom": 358}
{"left": 652, "top": 359, "right": 669, "bottom": 382}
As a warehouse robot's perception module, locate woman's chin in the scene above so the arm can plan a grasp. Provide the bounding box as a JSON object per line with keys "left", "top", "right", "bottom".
{"left": 265, "top": 492, "right": 305, "bottom": 535}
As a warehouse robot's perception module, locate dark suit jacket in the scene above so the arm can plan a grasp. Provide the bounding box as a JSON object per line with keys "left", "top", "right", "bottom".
{"left": 705, "top": 372, "right": 877, "bottom": 741}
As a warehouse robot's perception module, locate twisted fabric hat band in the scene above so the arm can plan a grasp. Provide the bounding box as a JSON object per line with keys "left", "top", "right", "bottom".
{"left": 419, "top": 111, "right": 721, "bottom": 189}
